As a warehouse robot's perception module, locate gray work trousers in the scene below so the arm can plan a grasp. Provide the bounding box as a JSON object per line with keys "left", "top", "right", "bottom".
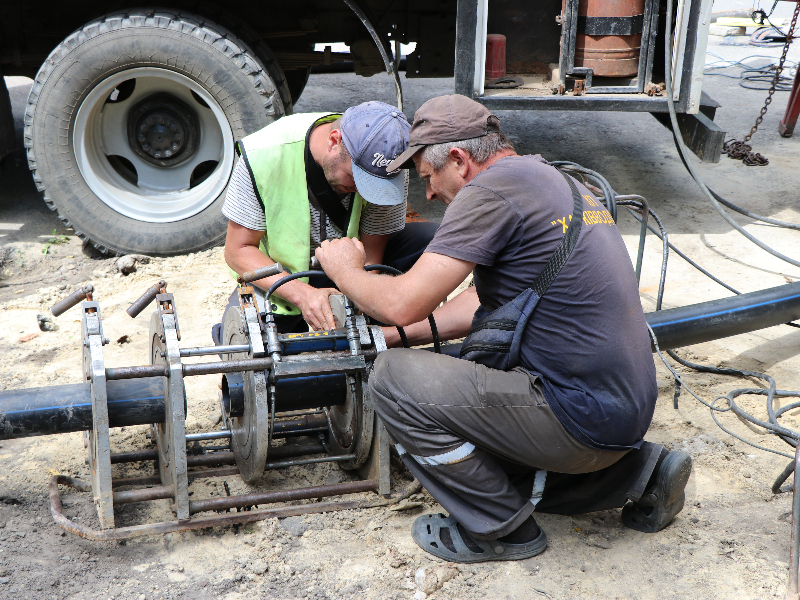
{"left": 369, "top": 349, "right": 662, "bottom": 540}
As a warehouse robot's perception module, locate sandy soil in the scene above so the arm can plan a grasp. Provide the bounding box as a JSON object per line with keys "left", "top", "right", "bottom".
{"left": 2, "top": 239, "right": 800, "bottom": 600}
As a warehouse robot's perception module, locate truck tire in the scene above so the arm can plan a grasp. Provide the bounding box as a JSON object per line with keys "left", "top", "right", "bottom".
{"left": 25, "top": 10, "right": 291, "bottom": 256}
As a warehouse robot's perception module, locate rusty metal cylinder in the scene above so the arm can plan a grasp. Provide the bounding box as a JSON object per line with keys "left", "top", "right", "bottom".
{"left": 575, "top": 0, "right": 646, "bottom": 77}
{"left": 485, "top": 34, "right": 507, "bottom": 80}
{"left": 50, "top": 285, "right": 93, "bottom": 317}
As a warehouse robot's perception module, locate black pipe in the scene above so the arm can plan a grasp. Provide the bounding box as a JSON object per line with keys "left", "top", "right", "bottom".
{"left": 276, "top": 373, "right": 347, "bottom": 411}
{"left": 430, "top": 283, "right": 800, "bottom": 356}
{"left": 647, "top": 282, "right": 800, "bottom": 351}
{"left": 222, "top": 372, "right": 346, "bottom": 417}
{"left": 8, "top": 283, "right": 799, "bottom": 441}
{"left": 0, "top": 378, "right": 164, "bottom": 440}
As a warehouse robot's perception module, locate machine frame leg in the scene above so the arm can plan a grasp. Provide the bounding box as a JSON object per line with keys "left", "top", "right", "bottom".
{"left": 358, "top": 417, "right": 391, "bottom": 495}
{"left": 779, "top": 65, "right": 800, "bottom": 138}
{"left": 787, "top": 444, "right": 800, "bottom": 600}
{"left": 149, "top": 295, "right": 190, "bottom": 521}
{"left": 82, "top": 302, "right": 114, "bottom": 529}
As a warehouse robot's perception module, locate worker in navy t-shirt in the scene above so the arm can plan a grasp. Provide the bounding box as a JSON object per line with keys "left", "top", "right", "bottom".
{"left": 316, "top": 95, "right": 691, "bottom": 563}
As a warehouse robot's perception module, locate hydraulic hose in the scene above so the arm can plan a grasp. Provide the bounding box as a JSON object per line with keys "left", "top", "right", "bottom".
{"left": 663, "top": 0, "right": 800, "bottom": 269}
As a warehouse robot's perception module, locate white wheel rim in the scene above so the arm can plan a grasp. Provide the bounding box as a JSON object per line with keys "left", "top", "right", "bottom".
{"left": 73, "top": 67, "right": 235, "bottom": 223}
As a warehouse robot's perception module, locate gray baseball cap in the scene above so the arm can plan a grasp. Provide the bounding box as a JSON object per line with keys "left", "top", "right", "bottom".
{"left": 341, "top": 101, "right": 410, "bottom": 206}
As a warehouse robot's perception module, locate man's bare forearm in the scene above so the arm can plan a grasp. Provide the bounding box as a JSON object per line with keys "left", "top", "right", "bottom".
{"left": 315, "top": 238, "right": 475, "bottom": 326}
{"left": 382, "top": 287, "right": 479, "bottom": 347}
{"left": 224, "top": 239, "right": 316, "bottom": 307}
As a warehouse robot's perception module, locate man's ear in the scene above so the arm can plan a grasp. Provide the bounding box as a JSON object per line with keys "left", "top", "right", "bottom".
{"left": 449, "top": 147, "right": 470, "bottom": 178}
{"left": 327, "top": 127, "right": 343, "bottom": 154}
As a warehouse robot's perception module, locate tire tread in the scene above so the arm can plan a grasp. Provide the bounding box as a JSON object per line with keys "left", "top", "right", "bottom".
{"left": 25, "top": 8, "right": 290, "bottom": 255}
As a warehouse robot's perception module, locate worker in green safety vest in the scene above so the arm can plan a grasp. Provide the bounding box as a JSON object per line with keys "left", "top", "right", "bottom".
{"left": 211, "top": 101, "right": 438, "bottom": 341}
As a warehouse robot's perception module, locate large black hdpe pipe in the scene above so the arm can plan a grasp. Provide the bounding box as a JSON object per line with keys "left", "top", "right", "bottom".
{"left": 0, "top": 378, "right": 164, "bottom": 440}
{"left": 222, "top": 372, "right": 346, "bottom": 417}
{"left": 646, "top": 282, "right": 800, "bottom": 351}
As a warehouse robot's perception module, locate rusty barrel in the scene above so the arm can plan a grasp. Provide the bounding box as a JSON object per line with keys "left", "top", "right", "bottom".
{"left": 485, "top": 34, "right": 507, "bottom": 80}
{"left": 575, "top": 0, "right": 645, "bottom": 77}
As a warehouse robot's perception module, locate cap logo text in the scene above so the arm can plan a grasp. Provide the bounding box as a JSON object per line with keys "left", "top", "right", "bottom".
{"left": 371, "top": 152, "right": 396, "bottom": 168}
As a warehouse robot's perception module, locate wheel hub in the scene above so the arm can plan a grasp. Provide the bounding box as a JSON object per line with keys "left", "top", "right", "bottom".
{"left": 127, "top": 94, "right": 198, "bottom": 167}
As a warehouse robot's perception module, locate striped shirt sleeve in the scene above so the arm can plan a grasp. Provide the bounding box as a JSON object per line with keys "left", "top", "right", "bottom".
{"left": 222, "top": 159, "right": 266, "bottom": 231}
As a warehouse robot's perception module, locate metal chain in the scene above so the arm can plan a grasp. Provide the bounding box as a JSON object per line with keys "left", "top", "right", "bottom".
{"left": 723, "top": 1, "right": 800, "bottom": 166}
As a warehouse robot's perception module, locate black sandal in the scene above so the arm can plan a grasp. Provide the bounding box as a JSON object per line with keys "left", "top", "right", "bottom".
{"left": 411, "top": 513, "right": 547, "bottom": 563}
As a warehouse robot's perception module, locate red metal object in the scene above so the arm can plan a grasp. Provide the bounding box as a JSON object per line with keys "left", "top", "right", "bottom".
{"left": 485, "top": 34, "right": 507, "bottom": 80}
{"left": 776, "top": 0, "right": 800, "bottom": 137}
{"left": 575, "top": 0, "right": 646, "bottom": 77}
{"left": 779, "top": 56, "right": 800, "bottom": 137}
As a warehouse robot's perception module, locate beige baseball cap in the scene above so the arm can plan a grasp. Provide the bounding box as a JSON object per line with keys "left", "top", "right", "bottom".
{"left": 386, "top": 94, "right": 502, "bottom": 171}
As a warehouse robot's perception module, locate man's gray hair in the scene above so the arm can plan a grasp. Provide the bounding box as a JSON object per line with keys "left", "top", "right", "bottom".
{"left": 420, "top": 133, "right": 514, "bottom": 172}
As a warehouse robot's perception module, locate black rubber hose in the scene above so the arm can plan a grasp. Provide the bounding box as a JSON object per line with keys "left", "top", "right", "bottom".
{"left": 265, "top": 270, "right": 327, "bottom": 307}
{"left": 551, "top": 162, "right": 618, "bottom": 222}
{"left": 709, "top": 188, "right": 800, "bottom": 231}
{"left": 773, "top": 459, "right": 798, "bottom": 493}
{"left": 617, "top": 200, "right": 670, "bottom": 310}
{"left": 663, "top": 0, "right": 800, "bottom": 269}
{"left": 427, "top": 315, "right": 442, "bottom": 354}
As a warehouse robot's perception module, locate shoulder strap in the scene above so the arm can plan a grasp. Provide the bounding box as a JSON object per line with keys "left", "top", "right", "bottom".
{"left": 530, "top": 171, "right": 585, "bottom": 297}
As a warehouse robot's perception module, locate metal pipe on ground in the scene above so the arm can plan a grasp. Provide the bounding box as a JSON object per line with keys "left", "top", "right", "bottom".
{"left": 50, "top": 475, "right": 421, "bottom": 541}
{"left": 188, "top": 479, "right": 378, "bottom": 514}
{"left": 113, "top": 486, "right": 173, "bottom": 505}
{"left": 105, "top": 357, "right": 276, "bottom": 381}
{"left": 109, "top": 441, "right": 326, "bottom": 470}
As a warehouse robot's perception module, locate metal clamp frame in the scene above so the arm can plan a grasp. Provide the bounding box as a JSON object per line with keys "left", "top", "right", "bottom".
{"left": 82, "top": 301, "right": 114, "bottom": 528}
{"left": 43, "top": 270, "right": 403, "bottom": 539}
{"left": 50, "top": 323, "right": 398, "bottom": 539}
{"left": 149, "top": 293, "right": 189, "bottom": 520}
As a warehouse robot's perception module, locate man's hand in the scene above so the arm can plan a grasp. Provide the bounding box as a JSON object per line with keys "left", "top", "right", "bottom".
{"left": 315, "top": 237, "right": 367, "bottom": 279}
{"left": 295, "top": 286, "right": 339, "bottom": 331}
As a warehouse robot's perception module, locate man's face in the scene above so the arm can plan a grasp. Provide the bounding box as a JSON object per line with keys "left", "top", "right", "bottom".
{"left": 413, "top": 154, "right": 465, "bottom": 205}
{"left": 322, "top": 139, "right": 357, "bottom": 195}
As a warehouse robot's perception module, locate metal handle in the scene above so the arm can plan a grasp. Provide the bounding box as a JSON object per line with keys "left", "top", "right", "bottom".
{"left": 50, "top": 285, "right": 93, "bottom": 317}
{"left": 310, "top": 256, "right": 321, "bottom": 271}
{"left": 238, "top": 263, "right": 284, "bottom": 285}
{"left": 126, "top": 280, "right": 166, "bottom": 318}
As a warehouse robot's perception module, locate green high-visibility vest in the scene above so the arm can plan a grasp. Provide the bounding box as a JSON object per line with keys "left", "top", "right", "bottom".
{"left": 235, "top": 113, "right": 366, "bottom": 315}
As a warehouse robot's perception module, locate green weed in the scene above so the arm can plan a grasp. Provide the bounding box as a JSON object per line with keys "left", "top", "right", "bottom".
{"left": 42, "top": 230, "right": 70, "bottom": 255}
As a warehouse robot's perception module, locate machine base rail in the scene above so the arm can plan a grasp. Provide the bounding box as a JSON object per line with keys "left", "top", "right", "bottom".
{"left": 50, "top": 475, "right": 421, "bottom": 541}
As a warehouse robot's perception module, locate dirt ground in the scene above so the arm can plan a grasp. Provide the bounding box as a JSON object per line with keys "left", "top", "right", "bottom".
{"left": 3, "top": 23, "right": 800, "bottom": 600}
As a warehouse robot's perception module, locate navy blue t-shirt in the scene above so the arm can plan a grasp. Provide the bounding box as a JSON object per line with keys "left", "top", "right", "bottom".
{"left": 425, "top": 155, "right": 657, "bottom": 451}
